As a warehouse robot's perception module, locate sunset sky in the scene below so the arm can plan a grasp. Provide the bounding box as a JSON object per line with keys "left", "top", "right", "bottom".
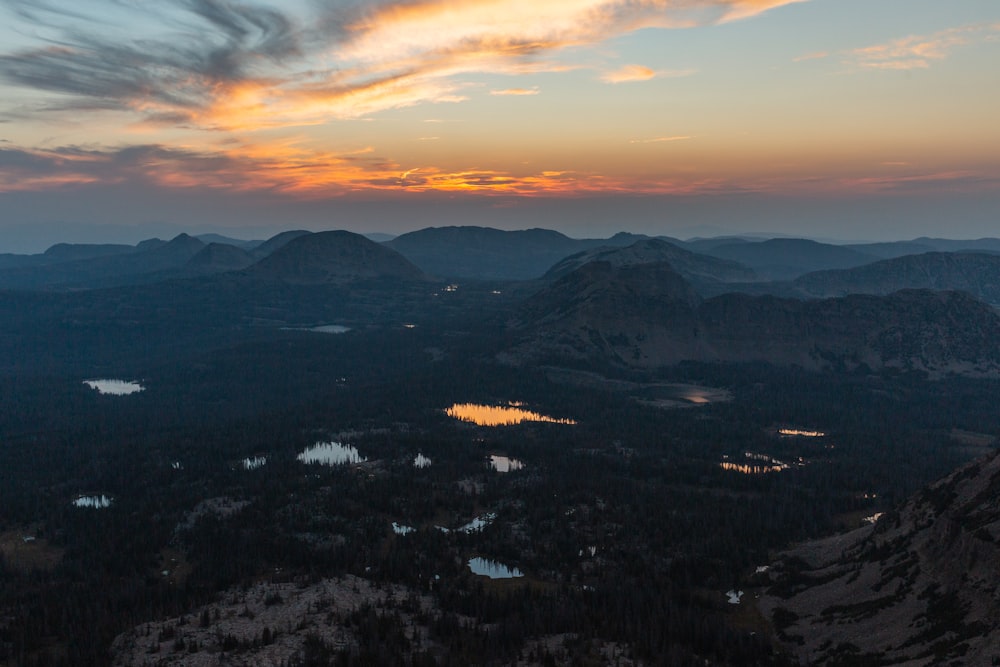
{"left": 1, "top": 0, "right": 998, "bottom": 250}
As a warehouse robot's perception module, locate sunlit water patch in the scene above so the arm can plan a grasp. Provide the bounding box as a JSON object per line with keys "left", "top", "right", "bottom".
{"left": 778, "top": 428, "right": 826, "bottom": 438}
{"left": 242, "top": 456, "right": 267, "bottom": 470}
{"left": 489, "top": 455, "right": 524, "bottom": 473}
{"left": 720, "top": 452, "right": 793, "bottom": 475}
{"left": 83, "top": 379, "right": 144, "bottom": 395}
{"left": 73, "top": 495, "right": 113, "bottom": 509}
{"left": 413, "top": 453, "right": 432, "bottom": 468}
{"left": 297, "top": 442, "right": 366, "bottom": 466}
{"left": 468, "top": 557, "right": 523, "bottom": 579}
{"left": 446, "top": 403, "right": 575, "bottom": 427}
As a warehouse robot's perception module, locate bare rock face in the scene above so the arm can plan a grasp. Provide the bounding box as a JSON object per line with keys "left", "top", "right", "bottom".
{"left": 507, "top": 260, "right": 1000, "bottom": 376}
{"left": 249, "top": 230, "right": 427, "bottom": 284}
{"left": 758, "top": 451, "right": 1000, "bottom": 665}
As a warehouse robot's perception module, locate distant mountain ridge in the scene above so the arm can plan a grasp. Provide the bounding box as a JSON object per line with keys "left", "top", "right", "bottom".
{"left": 790, "top": 252, "right": 1000, "bottom": 305}
{"left": 384, "top": 226, "right": 647, "bottom": 280}
{"left": 697, "top": 238, "right": 879, "bottom": 281}
{"left": 507, "top": 260, "right": 1000, "bottom": 376}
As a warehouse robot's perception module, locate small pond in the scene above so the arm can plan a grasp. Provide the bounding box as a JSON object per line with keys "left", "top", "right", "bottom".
{"left": 446, "top": 403, "right": 575, "bottom": 427}
{"left": 83, "top": 379, "right": 144, "bottom": 395}
{"left": 489, "top": 455, "right": 524, "bottom": 473}
{"left": 468, "top": 557, "right": 523, "bottom": 579}
{"left": 73, "top": 495, "right": 113, "bottom": 509}
{"left": 297, "top": 442, "right": 365, "bottom": 466}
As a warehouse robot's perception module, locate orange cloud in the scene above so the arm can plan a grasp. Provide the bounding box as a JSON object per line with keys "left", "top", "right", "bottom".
{"left": 602, "top": 64, "right": 656, "bottom": 83}
{"left": 0, "top": 0, "right": 806, "bottom": 133}
{"left": 490, "top": 87, "right": 540, "bottom": 95}
{"left": 206, "top": 0, "right": 803, "bottom": 125}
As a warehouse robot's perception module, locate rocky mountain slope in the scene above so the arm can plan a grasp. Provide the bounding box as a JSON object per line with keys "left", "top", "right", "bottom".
{"left": 506, "top": 260, "right": 1000, "bottom": 375}
{"left": 759, "top": 449, "right": 1000, "bottom": 665}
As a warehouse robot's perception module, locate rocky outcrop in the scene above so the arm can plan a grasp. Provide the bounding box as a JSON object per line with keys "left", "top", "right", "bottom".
{"left": 759, "top": 451, "right": 1000, "bottom": 665}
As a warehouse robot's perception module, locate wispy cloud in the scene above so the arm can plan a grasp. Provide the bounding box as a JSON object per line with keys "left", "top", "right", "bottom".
{"left": 0, "top": 141, "right": 737, "bottom": 197}
{"left": 602, "top": 64, "right": 656, "bottom": 83}
{"left": 0, "top": 0, "right": 804, "bottom": 128}
{"left": 490, "top": 87, "right": 540, "bottom": 96}
{"left": 848, "top": 23, "right": 1000, "bottom": 70}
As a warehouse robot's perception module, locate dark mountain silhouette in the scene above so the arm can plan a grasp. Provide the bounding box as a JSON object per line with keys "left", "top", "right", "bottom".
{"left": 249, "top": 230, "right": 427, "bottom": 284}
{"left": 912, "top": 236, "right": 1000, "bottom": 253}
{"left": 195, "top": 233, "right": 260, "bottom": 249}
{"left": 507, "top": 261, "right": 1000, "bottom": 375}
{"left": 185, "top": 242, "right": 256, "bottom": 274}
{"left": 790, "top": 252, "right": 1000, "bottom": 305}
{"left": 700, "top": 238, "right": 878, "bottom": 280}
{"left": 384, "top": 225, "right": 639, "bottom": 280}
{"left": 42, "top": 242, "right": 135, "bottom": 263}
{"left": 0, "top": 243, "right": 134, "bottom": 270}
{"left": 544, "top": 238, "right": 757, "bottom": 289}
{"left": 0, "top": 233, "right": 207, "bottom": 289}
{"left": 249, "top": 229, "right": 312, "bottom": 259}
{"left": 760, "top": 449, "right": 1000, "bottom": 665}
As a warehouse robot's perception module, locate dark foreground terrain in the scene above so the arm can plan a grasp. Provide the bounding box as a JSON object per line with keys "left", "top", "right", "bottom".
{"left": 1, "top": 229, "right": 998, "bottom": 666}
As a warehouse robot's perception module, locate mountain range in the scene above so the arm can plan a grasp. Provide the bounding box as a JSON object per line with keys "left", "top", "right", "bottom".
{"left": 507, "top": 259, "right": 1000, "bottom": 376}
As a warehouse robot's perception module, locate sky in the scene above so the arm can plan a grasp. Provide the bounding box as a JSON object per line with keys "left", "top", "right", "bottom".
{"left": 0, "top": 0, "right": 998, "bottom": 251}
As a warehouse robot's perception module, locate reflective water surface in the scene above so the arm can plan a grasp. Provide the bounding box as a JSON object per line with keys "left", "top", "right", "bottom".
{"left": 489, "top": 455, "right": 524, "bottom": 473}
{"left": 297, "top": 442, "right": 366, "bottom": 466}
{"left": 83, "top": 379, "right": 144, "bottom": 395}
{"left": 467, "top": 557, "right": 523, "bottom": 579}
{"left": 73, "top": 495, "right": 113, "bottom": 509}
{"left": 445, "top": 403, "right": 575, "bottom": 427}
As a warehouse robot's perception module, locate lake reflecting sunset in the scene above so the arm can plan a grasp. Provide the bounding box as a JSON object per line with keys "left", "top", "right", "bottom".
{"left": 445, "top": 403, "right": 575, "bottom": 427}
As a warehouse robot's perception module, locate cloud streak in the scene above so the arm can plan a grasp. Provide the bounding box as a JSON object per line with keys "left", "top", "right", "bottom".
{"left": 602, "top": 64, "right": 656, "bottom": 83}
{"left": 848, "top": 23, "right": 1000, "bottom": 70}
{"left": 490, "top": 87, "right": 540, "bottom": 96}
{"left": 0, "top": 142, "right": 742, "bottom": 197}
{"left": 0, "top": 0, "right": 805, "bottom": 128}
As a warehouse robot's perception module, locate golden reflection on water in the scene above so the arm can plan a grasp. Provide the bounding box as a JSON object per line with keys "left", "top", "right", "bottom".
{"left": 778, "top": 428, "right": 825, "bottom": 437}
{"left": 445, "top": 403, "right": 576, "bottom": 427}
{"left": 719, "top": 462, "right": 787, "bottom": 475}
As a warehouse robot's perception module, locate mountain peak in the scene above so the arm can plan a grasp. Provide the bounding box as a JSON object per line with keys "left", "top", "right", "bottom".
{"left": 249, "top": 230, "right": 426, "bottom": 284}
